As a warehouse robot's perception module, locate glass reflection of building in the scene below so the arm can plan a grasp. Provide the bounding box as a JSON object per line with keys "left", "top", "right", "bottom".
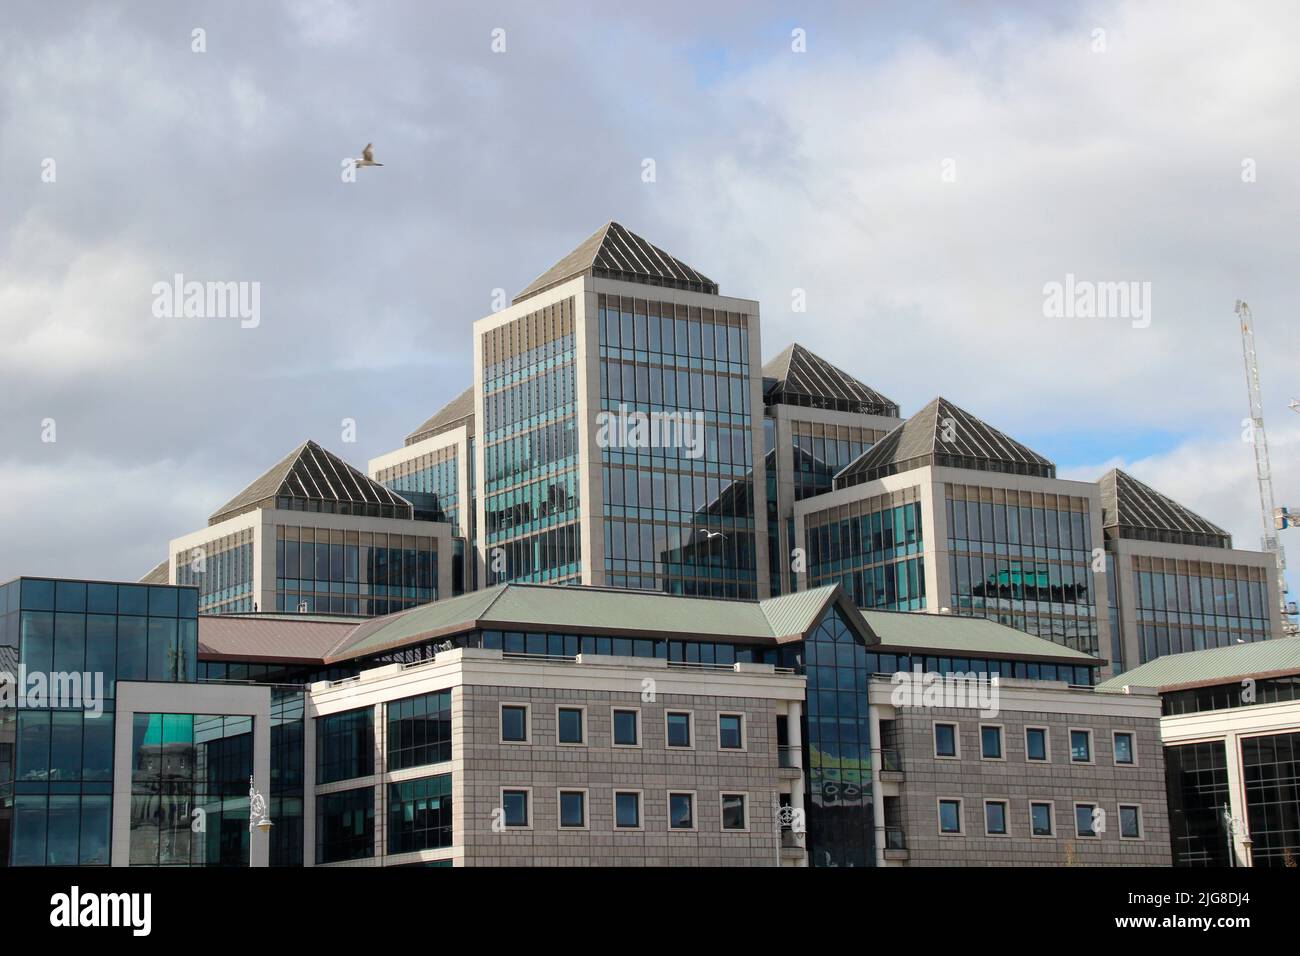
{"left": 599, "top": 292, "right": 758, "bottom": 597}
{"left": 0, "top": 577, "right": 198, "bottom": 866}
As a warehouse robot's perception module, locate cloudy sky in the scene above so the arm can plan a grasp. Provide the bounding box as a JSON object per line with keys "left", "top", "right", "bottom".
{"left": 3, "top": 0, "right": 1299, "bottom": 594}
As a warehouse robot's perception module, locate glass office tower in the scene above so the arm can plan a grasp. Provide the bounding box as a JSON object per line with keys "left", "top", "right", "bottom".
{"left": 0, "top": 577, "right": 198, "bottom": 866}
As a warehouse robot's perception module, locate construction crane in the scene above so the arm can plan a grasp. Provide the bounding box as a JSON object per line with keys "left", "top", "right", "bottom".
{"left": 1235, "top": 300, "right": 1298, "bottom": 635}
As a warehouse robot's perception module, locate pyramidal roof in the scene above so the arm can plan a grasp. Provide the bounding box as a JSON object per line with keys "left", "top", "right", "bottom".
{"left": 836, "top": 397, "right": 1055, "bottom": 487}
{"left": 406, "top": 385, "right": 475, "bottom": 446}
{"left": 513, "top": 221, "right": 717, "bottom": 304}
{"left": 762, "top": 343, "right": 900, "bottom": 417}
{"left": 210, "top": 440, "right": 413, "bottom": 525}
{"left": 1099, "top": 468, "right": 1230, "bottom": 547}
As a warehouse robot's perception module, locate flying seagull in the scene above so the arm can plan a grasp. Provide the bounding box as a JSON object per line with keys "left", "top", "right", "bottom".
{"left": 354, "top": 143, "right": 384, "bottom": 169}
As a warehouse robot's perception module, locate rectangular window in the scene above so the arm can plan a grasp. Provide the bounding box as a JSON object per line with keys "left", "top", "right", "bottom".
{"left": 666, "top": 712, "right": 693, "bottom": 748}
{"left": 980, "top": 725, "right": 1003, "bottom": 760}
{"left": 985, "top": 800, "right": 1009, "bottom": 836}
{"left": 668, "top": 792, "right": 695, "bottom": 830}
{"left": 614, "top": 791, "right": 641, "bottom": 829}
{"left": 1025, "top": 727, "right": 1049, "bottom": 762}
{"left": 938, "top": 798, "right": 963, "bottom": 834}
{"left": 557, "top": 706, "right": 585, "bottom": 745}
{"left": 1030, "top": 801, "right": 1054, "bottom": 837}
{"left": 934, "top": 722, "right": 958, "bottom": 758}
{"left": 1070, "top": 729, "right": 1093, "bottom": 763}
{"left": 315, "top": 788, "right": 375, "bottom": 864}
{"left": 718, "top": 713, "right": 744, "bottom": 750}
{"left": 721, "top": 793, "right": 747, "bottom": 831}
{"left": 558, "top": 789, "right": 587, "bottom": 829}
{"left": 1119, "top": 804, "right": 1143, "bottom": 839}
{"left": 386, "top": 690, "right": 451, "bottom": 771}
{"left": 315, "top": 708, "right": 374, "bottom": 785}
{"left": 1075, "top": 803, "right": 1099, "bottom": 838}
{"left": 612, "top": 708, "right": 640, "bottom": 747}
{"left": 388, "top": 775, "right": 452, "bottom": 853}
{"left": 500, "top": 704, "right": 529, "bottom": 743}
{"left": 502, "top": 789, "right": 530, "bottom": 828}
{"left": 1113, "top": 731, "right": 1136, "bottom": 766}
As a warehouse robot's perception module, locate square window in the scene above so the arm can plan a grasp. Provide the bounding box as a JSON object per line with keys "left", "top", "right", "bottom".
{"left": 666, "top": 712, "right": 692, "bottom": 748}
{"left": 980, "top": 726, "right": 1003, "bottom": 759}
{"left": 615, "top": 792, "right": 641, "bottom": 829}
{"left": 612, "top": 709, "right": 639, "bottom": 746}
{"left": 1120, "top": 804, "right": 1142, "bottom": 839}
{"left": 1070, "top": 729, "right": 1092, "bottom": 763}
{"left": 938, "top": 799, "right": 963, "bottom": 834}
{"left": 1030, "top": 802, "right": 1054, "bottom": 837}
{"left": 934, "top": 723, "right": 958, "bottom": 758}
{"left": 502, "top": 789, "right": 529, "bottom": 827}
{"left": 719, "top": 714, "right": 744, "bottom": 750}
{"left": 1113, "top": 732, "right": 1135, "bottom": 765}
{"left": 985, "top": 800, "right": 1008, "bottom": 835}
{"left": 557, "top": 707, "right": 584, "bottom": 745}
{"left": 721, "top": 794, "right": 747, "bottom": 831}
{"left": 669, "top": 792, "right": 694, "bottom": 829}
{"left": 1075, "top": 803, "right": 1098, "bottom": 838}
{"left": 1026, "top": 727, "right": 1048, "bottom": 761}
{"left": 501, "top": 705, "right": 528, "bottom": 743}
{"left": 559, "top": 790, "right": 586, "bottom": 828}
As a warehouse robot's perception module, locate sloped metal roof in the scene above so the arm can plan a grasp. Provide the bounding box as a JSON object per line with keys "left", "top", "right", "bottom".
{"left": 405, "top": 385, "right": 475, "bottom": 446}
{"left": 762, "top": 343, "right": 900, "bottom": 417}
{"left": 198, "top": 615, "right": 361, "bottom": 663}
{"left": 1096, "top": 636, "right": 1300, "bottom": 691}
{"left": 863, "top": 610, "right": 1097, "bottom": 662}
{"left": 209, "top": 440, "right": 413, "bottom": 525}
{"left": 513, "top": 222, "right": 717, "bottom": 304}
{"left": 139, "top": 559, "right": 170, "bottom": 585}
{"left": 1098, "top": 468, "right": 1230, "bottom": 546}
{"left": 836, "top": 396, "right": 1056, "bottom": 487}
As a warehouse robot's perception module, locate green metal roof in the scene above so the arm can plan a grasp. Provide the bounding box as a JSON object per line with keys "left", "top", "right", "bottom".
{"left": 1097, "top": 637, "right": 1300, "bottom": 692}
{"left": 862, "top": 609, "right": 1098, "bottom": 663}
{"left": 330, "top": 584, "right": 846, "bottom": 661}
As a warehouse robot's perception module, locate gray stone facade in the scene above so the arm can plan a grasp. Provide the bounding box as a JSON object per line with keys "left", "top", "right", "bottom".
{"left": 874, "top": 677, "right": 1171, "bottom": 866}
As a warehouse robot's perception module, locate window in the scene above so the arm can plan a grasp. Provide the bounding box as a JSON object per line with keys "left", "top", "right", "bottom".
{"left": 1119, "top": 804, "right": 1143, "bottom": 839}
{"left": 1113, "top": 731, "right": 1136, "bottom": 766}
{"left": 388, "top": 775, "right": 452, "bottom": 853}
{"left": 557, "top": 706, "right": 585, "bottom": 745}
{"left": 666, "top": 712, "right": 693, "bottom": 748}
{"left": 315, "top": 707, "right": 374, "bottom": 784}
{"left": 934, "top": 722, "right": 958, "bottom": 758}
{"left": 612, "top": 708, "right": 640, "bottom": 747}
{"left": 668, "top": 792, "right": 695, "bottom": 830}
{"left": 721, "top": 793, "right": 747, "bottom": 831}
{"left": 315, "top": 788, "right": 375, "bottom": 864}
{"left": 1069, "top": 728, "right": 1093, "bottom": 763}
{"left": 500, "top": 704, "right": 529, "bottom": 743}
{"left": 980, "top": 725, "right": 1003, "bottom": 760}
{"left": 501, "top": 789, "right": 530, "bottom": 828}
{"left": 718, "top": 713, "right": 745, "bottom": 750}
{"left": 387, "top": 690, "right": 451, "bottom": 770}
{"left": 1030, "top": 801, "right": 1054, "bottom": 837}
{"left": 985, "top": 800, "right": 1009, "bottom": 836}
{"left": 938, "top": 798, "right": 963, "bottom": 834}
{"left": 558, "top": 790, "right": 587, "bottom": 829}
{"left": 614, "top": 791, "right": 642, "bottom": 829}
{"left": 1025, "top": 727, "right": 1049, "bottom": 762}
{"left": 1074, "top": 802, "right": 1099, "bottom": 838}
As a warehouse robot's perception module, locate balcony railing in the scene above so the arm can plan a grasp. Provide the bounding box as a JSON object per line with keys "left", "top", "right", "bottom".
{"left": 880, "top": 748, "right": 903, "bottom": 773}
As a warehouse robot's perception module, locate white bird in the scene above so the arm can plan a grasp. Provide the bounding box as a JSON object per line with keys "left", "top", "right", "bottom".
{"left": 354, "top": 143, "right": 384, "bottom": 169}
